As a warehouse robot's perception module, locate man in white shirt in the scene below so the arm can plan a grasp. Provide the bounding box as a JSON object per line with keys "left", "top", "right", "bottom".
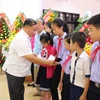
{"left": 2, "top": 18, "right": 54, "bottom": 100}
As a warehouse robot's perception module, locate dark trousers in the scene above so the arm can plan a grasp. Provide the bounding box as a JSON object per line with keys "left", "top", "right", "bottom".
{"left": 6, "top": 72, "right": 25, "bottom": 100}
{"left": 31, "top": 63, "right": 34, "bottom": 81}
{"left": 87, "top": 81, "right": 100, "bottom": 100}
{"left": 70, "top": 84, "right": 84, "bottom": 100}
{"left": 50, "top": 58, "right": 62, "bottom": 100}
{"left": 61, "top": 73, "right": 71, "bottom": 100}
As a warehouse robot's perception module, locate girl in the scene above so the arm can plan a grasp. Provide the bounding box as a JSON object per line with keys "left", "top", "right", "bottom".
{"left": 44, "top": 22, "right": 52, "bottom": 33}
{"left": 36, "top": 32, "right": 56, "bottom": 100}
{"left": 55, "top": 34, "right": 74, "bottom": 100}
{"left": 44, "top": 22, "right": 55, "bottom": 38}
{"left": 51, "top": 18, "right": 69, "bottom": 100}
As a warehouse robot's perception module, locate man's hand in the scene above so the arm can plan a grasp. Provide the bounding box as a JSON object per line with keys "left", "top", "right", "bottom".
{"left": 47, "top": 60, "right": 55, "bottom": 66}
{"left": 33, "top": 53, "right": 37, "bottom": 57}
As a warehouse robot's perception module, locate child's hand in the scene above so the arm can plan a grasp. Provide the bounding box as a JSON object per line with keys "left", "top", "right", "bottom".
{"left": 58, "top": 81, "right": 63, "bottom": 91}
{"left": 79, "top": 94, "right": 86, "bottom": 100}
{"left": 53, "top": 62, "right": 60, "bottom": 66}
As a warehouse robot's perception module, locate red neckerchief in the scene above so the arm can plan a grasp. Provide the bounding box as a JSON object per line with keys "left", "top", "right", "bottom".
{"left": 57, "top": 38, "right": 63, "bottom": 53}
{"left": 91, "top": 45, "right": 100, "bottom": 62}
{"left": 62, "top": 55, "right": 72, "bottom": 70}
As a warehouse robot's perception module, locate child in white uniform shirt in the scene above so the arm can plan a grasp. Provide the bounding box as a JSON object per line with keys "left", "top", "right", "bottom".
{"left": 70, "top": 32, "right": 91, "bottom": 100}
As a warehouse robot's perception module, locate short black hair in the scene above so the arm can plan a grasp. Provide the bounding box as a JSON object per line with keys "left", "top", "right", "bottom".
{"left": 23, "top": 18, "right": 37, "bottom": 27}
{"left": 36, "top": 18, "right": 45, "bottom": 25}
{"left": 71, "top": 32, "right": 86, "bottom": 48}
{"left": 40, "top": 32, "right": 53, "bottom": 46}
{"left": 52, "top": 18, "right": 69, "bottom": 33}
{"left": 64, "top": 34, "right": 72, "bottom": 44}
{"left": 87, "top": 14, "right": 100, "bottom": 29}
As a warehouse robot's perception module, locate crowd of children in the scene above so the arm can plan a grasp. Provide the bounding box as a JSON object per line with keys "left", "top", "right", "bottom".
{"left": 34, "top": 14, "right": 100, "bottom": 100}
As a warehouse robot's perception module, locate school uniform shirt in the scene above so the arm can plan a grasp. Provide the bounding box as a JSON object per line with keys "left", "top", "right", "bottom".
{"left": 53, "top": 32, "right": 67, "bottom": 59}
{"left": 70, "top": 51, "right": 91, "bottom": 88}
{"left": 40, "top": 45, "right": 57, "bottom": 78}
{"left": 60, "top": 51, "right": 75, "bottom": 75}
{"left": 90, "top": 41, "right": 100, "bottom": 83}
{"left": 3, "top": 29, "right": 32, "bottom": 77}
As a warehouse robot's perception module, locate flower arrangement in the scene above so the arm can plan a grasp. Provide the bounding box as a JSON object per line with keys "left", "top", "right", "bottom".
{"left": 73, "top": 12, "right": 93, "bottom": 56}
{"left": 42, "top": 9, "right": 58, "bottom": 23}
{"left": 4, "top": 12, "right": 26, "bottom": 51}
{"left": 0, "top": 17, "right": 10, "bottom": 46}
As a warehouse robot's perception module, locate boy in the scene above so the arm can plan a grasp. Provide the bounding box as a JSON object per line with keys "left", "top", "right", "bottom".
{"left": 70, "top": 32, "right": 91, "bottom": 100}
{"left": 87, "top": 14, "right": 100, "bottom": 100}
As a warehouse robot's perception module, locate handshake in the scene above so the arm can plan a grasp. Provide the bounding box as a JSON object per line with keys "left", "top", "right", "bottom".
{"left": 45, "top": 55, "right": 60, "bottom": 66}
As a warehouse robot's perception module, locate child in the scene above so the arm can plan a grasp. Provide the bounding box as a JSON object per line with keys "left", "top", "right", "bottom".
{"left": 87, "top": 14, "right": 100, "bottom": 100}
{"left": 51, "top": 18, "right": 69, "bottom": 100}
{"left": 44, "top": 22, "right": 52, "bottom": 33}
{"left": 55, "top": 34, "right": 75, "bottom": 100}
{"left": 70, "top": 32, "right": 91, "bottom": 100}
{"left": 36, "top": 32, "right": 56, "bottom": 100}
{"left": 44, "top": 22, "right": 55, "bottom": 38}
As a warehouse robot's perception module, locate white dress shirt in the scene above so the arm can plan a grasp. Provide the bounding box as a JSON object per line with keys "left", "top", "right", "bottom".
{"left": 3, "top": 29, "right": 32, "bottom": 77}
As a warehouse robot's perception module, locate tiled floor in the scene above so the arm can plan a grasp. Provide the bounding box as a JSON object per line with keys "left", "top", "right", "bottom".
{"left": 0, "top": 71, "right": 40, "bottom": 100}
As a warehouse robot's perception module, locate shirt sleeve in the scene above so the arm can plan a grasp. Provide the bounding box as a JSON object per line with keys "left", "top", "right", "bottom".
{"left": 83, "top": 57, "right": 91, "bottom": 77}
{"left": 11, "top": 37, "right": 32, "bottom": 57}
{"left": 53, "top": 36, "right": 57, "bottom": 49}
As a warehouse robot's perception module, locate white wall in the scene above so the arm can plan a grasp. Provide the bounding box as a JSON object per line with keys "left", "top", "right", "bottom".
{"left": 0, "top": 0, "right": 2, "bottom": 12}
{"left": 43, "top": 0, "right": 100, "bottom": 17}
{"left": 1, "top": 0, "right": 43, "bottom": 23}
{"left": 21, "top": 0, "right": 43, "bottom": 20}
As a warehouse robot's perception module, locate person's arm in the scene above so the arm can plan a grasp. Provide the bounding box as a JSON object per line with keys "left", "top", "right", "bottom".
{"left": 79, "top": 78, "right": 90, "bottom": 100}
{"left": 58, "top": 69, "right": 64, "bottom": 90}
{"left": 24, "top": 54, "right": 54, "bottom": 66}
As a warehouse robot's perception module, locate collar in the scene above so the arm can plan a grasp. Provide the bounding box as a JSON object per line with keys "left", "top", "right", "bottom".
{"left": 75, "top": 51, "right": 86, "bottom": 59}
{"left": 37, "top": 30, "right": 45, "bottom": 36}
{"left": 22, "top": 29, "right": 30, "bottom": 39}
{"left": 43, "top": 45, "right": 51, "bottom": 50}
{"left": 57, "top": 32, "right": 67, "bottom": 39}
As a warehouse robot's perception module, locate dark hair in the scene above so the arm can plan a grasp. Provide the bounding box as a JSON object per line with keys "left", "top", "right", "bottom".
{"left": 71, "top": 32, "right": 86, "bottom": 48}
{"left": 23, "top": 18, "right": 37, "bottom": 27}
{"left": 46, "top": 22, "right": 52, "bottom": 29}
{"left": 36, "top": 18, "right": 45, "bottom": 25}
{"left": 64, "top": 34, "right": 72, "bottom": 44}
{"left": 87, "top": 14, "right": 100, "bottom": 29}
{"left": 40, "top": 32, "right": 53, "bottom": 46}
{"left": 52, "top": 18, "right": 69, "bottom": 33}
